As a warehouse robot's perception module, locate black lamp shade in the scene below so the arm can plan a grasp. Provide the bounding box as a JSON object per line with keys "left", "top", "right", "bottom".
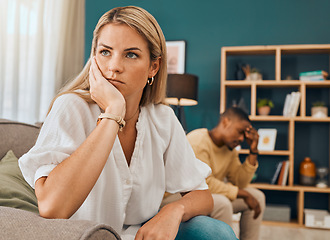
{"left": 166, "top": 73, "right": 198, "bottom": 106}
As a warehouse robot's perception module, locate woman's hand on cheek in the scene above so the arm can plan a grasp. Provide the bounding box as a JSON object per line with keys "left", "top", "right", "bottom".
{"left": 89, "top": 57, "right": 126, "bottom": 117}
{"left": 134, "top": 203, "right": 184, "bottom": 240}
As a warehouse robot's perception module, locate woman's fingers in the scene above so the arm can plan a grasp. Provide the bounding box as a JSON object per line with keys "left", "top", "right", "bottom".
{"left": 91, "top": 57, "right": 104, "bottom": 82}
{"left": 89, "top": 57, "right": 126, "bottom": 116}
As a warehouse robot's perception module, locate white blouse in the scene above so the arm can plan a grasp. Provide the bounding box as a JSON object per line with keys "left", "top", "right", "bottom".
{"left": 19, "top": 93, "right": 211, "bottom": 240}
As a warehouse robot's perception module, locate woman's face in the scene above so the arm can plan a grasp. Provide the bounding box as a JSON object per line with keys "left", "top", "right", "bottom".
{"left": 95, "top": 23, "right": 159, "bottom": 103}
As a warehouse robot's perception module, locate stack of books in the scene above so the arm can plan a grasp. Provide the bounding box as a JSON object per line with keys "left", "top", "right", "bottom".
{"left": 283, "top": 91, "right": 301, "bottom": 117}
{"left": 299, "top": 70, "right": 328, "bottom": 81}
{"left": 270, "top": 160, "right": 290, "bottom": 186}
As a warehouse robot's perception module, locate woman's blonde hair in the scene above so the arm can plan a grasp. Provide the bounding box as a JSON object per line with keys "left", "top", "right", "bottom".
{"left": 48, "top": 6, "right": 167, "bottom": 113}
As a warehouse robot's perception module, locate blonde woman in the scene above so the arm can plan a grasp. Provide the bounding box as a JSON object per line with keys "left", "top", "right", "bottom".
{"left": 19, "top": 6, "right": 237, "bottom": 240}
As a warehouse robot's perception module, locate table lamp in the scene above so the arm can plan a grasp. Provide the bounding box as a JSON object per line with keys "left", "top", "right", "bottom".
{"left": 165, "top": 73, "right": 198, "bottom": 129}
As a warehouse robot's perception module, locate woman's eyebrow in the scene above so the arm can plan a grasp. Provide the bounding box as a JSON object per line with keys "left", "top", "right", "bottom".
{"left": 98, "top": 43, "right": 142, "bottom": 52}
{"left": 98, "top": 43, "right": 112, "bottom": 49}
{"left": 124, "top": 47, "right": 142, "bottom": 52}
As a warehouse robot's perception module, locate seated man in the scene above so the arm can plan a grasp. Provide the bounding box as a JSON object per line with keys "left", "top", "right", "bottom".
{"left": 162, "top": 107, "right": 265, "bottom": 239}
{"left": 187, "top": 107, "right": 265, "bottom": 240}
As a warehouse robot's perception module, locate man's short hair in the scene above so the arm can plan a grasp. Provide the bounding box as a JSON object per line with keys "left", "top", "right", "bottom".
{"left": 220, "top": 107, "right": 250, "bottom": 123}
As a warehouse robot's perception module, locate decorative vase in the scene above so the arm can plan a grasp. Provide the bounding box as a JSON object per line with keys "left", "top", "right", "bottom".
{"left": 299, "top": 157, "right": 316, "bottom": 186}
{"left": 236, "top": 63, "right": 245, "bottom": 80}
{"left": 316, "top": 167, "right": 329, "bottom": 188}
{"left": 249, "top": 72, "right": 262, "bottom": 81}
{"left": 311, "top": 106, "right": 328, "bottom": 118}
{"left": 258, "top": 106, "right": 271, "bottom": 116}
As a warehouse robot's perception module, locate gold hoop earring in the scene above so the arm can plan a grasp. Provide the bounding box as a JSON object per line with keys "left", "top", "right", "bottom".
{"left": 147, "top": 76, "right": 154, "bottom": 86}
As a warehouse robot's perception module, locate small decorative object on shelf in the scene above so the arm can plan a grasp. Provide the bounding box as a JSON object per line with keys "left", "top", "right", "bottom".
{"left": 304, "top": 209, "right": 330, "bottom": 229}
{"left": 299, "top": 157, "right": 316, "bottom": 186}
{"left": 257, "top": 128, "right": 277, "bottom": 151}
{"left": 264, "top": 204, "right": 291, "bottom": 222}
{"left": 236, "top": 63, "right": 246, "bottom": 80}
{"left": 311, "top": 101, "right": 328, "bottom": 118}
{"left": 242, "top": 64, "right": 262, "bottom": 81}
{"left": 257, "top": 98, "right": 274, "bottom": 115}
{"left": 316, "top": 167, "right": 329, "bottom": 188}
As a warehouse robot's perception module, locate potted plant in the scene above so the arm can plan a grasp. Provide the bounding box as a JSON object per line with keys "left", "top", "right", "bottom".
{"left": 311, "top": 101, "right": 328, "bottom": 118}
{"left": 257, "top": 98, "right": 274, "bottom": 115}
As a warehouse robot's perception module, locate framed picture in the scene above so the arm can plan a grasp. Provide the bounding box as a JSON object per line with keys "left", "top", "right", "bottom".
{"left": 166, "top": 40, "right": 186, "bottom": 74}
{"left": 257, "top": 128, "right": 277, "bottom": 151}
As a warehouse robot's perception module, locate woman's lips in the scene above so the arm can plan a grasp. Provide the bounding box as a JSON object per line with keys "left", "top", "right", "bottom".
{"left": 107, "top": 78, "right": 124, "bottom": 85}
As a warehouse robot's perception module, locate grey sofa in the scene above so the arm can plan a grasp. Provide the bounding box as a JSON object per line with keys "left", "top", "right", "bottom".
{"left": 0, "top": 119, "right": 121, "bottom": 240}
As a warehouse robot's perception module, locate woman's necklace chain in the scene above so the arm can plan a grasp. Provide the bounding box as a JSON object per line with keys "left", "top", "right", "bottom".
{"left": 125, "top": 107, "right": 140, "bottom": 122}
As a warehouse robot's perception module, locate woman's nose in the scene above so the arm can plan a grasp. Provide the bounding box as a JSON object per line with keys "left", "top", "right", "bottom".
{"left": 108, "top": 54, "right": 123, "bottom": 73}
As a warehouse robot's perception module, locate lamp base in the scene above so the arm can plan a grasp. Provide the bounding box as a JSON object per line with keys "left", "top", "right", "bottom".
{"left": 172, "top": 105, "right": 187, "bottom": 132}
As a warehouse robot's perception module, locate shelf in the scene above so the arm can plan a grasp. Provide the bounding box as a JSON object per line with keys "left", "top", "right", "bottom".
{"left": 295, "top": 117, "right": 330, "bottom": 122}
{"left": 261, "top": 220, "right": 301, "bottom": 228}
{"left": 238, "top": 149, "right": 290, "bottom": 156}
{"left": 280, "top": 44, "right": 330, "bottom": 54}
{"left": 221, "top": 44, "right": 330, "bottom": 228}
{"left": 249, "top": 116, "right": 330, "bottom": 122}
{"left": 223, "top": 45, "right": 277, "bottom": 55}
{"left": 223, "top": 44, "right": 330, "bottom": 55}
{"left": 224, "top": 80, "right": 330, "bottom": 88}
{"left": 250, "top": 116, "right": 292, "bottom": 121}
{"left": 250, "top": 183, "right": 330, "bottom": 193}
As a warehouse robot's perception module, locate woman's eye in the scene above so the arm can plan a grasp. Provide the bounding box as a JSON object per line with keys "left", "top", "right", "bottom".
{"left": 100, "top": 50, "right": 110, "bottom": 56}
{"left": 126, "top": 52, "right": 138, "bottom": 59}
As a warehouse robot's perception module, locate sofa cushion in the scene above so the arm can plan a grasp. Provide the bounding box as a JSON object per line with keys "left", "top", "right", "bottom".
{"left": 0, "top": 119, "right": 40, "bottom": 159}
{"left": 0, "top": 206, "right": 121, "bottom": 240}
{"left": 0, "top": 150, "right": 38, "bottom": 213}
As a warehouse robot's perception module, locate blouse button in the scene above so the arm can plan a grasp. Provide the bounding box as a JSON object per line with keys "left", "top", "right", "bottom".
{"left": 125, "top": 179, "right": 131, "bottom": 185}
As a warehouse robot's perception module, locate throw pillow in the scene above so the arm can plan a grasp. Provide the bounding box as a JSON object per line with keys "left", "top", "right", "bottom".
{"left": 0, "top": 150, "right": 38, "bottom": 213}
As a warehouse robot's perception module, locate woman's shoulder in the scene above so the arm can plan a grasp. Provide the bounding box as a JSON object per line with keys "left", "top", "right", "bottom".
{"left": 51, "top": 92, "right": 99, "bottom": 118}
{"left": 140, "top": 103, "right": 181, "bottom": 135}
{"left": 143, "top": 103, "right": 176, "bottom": 120}
{"left": 55, "top": 92, "right": 89, "bottom": 105}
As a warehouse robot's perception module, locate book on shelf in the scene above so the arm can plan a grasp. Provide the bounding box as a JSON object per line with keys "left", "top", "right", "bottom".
{"left": 300, "top": 75, "right": 326, "bottom": 81}
{"left": 270, "top": 161, "right": 283, "bottom": 185}
{"left": 299, "top": 70, "right": 328, "bottom": 81}
{"left": 283, "top": 91, "right": 301, "bottom": 117}
{"left": 277, "top": 160, "right": 290, "bottom": 186}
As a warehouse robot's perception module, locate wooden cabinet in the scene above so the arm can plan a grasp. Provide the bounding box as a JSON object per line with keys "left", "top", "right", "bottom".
{"left": 220, "top": 44, "right": 330, "bottom": 227}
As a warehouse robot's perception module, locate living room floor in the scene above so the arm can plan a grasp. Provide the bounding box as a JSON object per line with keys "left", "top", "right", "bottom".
{"left": 232, "top": 222, "right": 330, "bottom": 239}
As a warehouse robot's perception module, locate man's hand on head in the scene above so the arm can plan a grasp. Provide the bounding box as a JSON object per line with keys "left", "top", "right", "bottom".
{"left": 244, "top": 126, "right": 259, "bottom": 151}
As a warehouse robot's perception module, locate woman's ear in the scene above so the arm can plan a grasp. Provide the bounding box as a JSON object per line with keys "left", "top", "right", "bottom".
{"left": 148, "top": 57, "right": 161, "bottom": 78}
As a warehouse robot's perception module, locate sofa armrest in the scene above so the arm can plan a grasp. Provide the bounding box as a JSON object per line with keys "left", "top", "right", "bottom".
{"left": 0, "top": 206, "right": 121, "bottom": 240}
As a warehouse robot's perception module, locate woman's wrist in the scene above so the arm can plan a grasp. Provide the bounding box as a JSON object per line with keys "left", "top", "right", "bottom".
{"left": 105, "top": 104, "right": 126, "bottom": 119}
{"left": 162, "top": 202, "right": 185, "bottom": 221}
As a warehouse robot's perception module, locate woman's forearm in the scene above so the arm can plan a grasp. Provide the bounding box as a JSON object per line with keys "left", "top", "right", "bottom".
{"left": 35, "top": 118, "right": 119, "bottom": 219}
{"left": 178, "top": 189, "right": 213, "bottom": 222}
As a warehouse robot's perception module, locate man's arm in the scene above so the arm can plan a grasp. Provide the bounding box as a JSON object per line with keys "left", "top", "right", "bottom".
{"left": 244, "top": 125, "right": 259, "bottom": 166}
{"left": 237, "top": 189, "right": 261, "bottom": 219}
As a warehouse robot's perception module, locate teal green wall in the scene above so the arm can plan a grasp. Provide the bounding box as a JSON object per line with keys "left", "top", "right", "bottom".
{"left": 85, "top": 0, "right": 330, "bottom": 132}
{"left": 85, "top": 0, "right": 330, "bottom": 218}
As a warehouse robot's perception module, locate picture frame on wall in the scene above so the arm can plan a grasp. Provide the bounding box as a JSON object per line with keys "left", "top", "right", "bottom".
{"left": 166, "top": 40, "right": 186, "bottom": 74}
{"left": 257, "top": 128, "right": 277, "bottom": 151}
